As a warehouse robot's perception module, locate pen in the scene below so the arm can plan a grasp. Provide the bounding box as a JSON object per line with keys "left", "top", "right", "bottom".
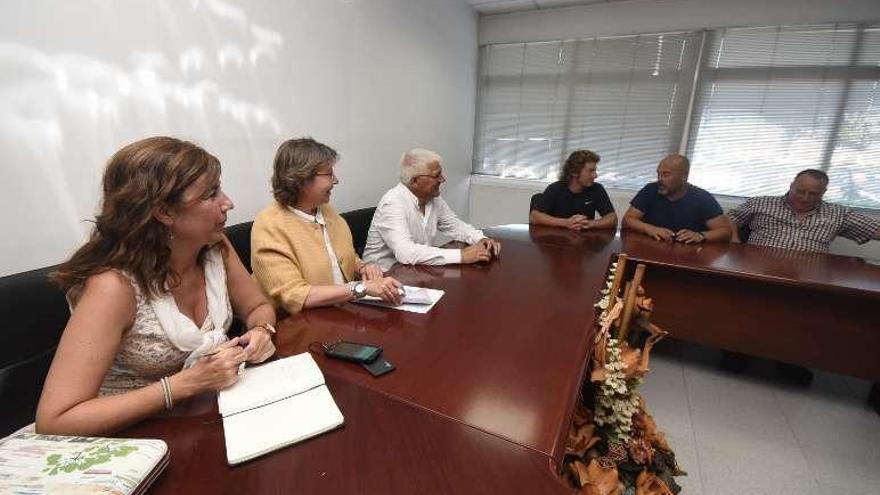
{"left": 201, "top": 338, "right": 247, "bottom": 359}
{"left": 202, "top": 345, "right": 248, "bottom": 375}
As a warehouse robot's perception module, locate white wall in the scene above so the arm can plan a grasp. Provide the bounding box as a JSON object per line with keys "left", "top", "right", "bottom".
{"left": 471, "top": 0, "right": 880, "bottom": 260}
{"left": 0, "top": 0, "right": 477, "bottom": 276}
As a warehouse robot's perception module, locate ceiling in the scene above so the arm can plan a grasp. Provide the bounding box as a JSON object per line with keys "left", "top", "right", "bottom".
{"left": 467, "top": 0, "right": 626, "bottom": 15}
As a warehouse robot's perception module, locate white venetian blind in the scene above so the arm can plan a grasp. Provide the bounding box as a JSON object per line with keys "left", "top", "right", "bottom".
{"left": 474, "top": 32, "right": 700, "bottom": 189}
{"left": 688, "top": 24, "right": 880, "bottom": 209}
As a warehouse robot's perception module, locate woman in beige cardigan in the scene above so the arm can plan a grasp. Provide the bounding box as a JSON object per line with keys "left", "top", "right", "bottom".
{"left": 252, "top": 137, "right": 402, "bottom": 314}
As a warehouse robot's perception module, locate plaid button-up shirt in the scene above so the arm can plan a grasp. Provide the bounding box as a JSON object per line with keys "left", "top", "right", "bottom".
{"left": 727, "top": 195, "right": 880, "bottom": 253}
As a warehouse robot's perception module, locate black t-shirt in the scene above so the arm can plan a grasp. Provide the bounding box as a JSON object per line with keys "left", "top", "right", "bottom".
{"left": 533, "top": 181, "right": 615, "bottom": 220}
{"left": 629, "top": 182, "right": 723, "bottom": 231}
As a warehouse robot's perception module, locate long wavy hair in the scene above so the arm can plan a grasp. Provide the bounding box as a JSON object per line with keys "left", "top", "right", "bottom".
{"left": 52, "top": 136, "right": 221, "bottom": 297}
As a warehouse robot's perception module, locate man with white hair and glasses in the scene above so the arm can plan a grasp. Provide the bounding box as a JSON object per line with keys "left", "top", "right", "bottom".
{"left": 363, "top": 148, "right": 501, "bottom": 271}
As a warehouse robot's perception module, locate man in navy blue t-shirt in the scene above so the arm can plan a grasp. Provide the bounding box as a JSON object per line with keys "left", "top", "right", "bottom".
{"left": 623, "top": 154, "right": 730, "bottom": 243}
{"left": 529, "top": 150, "right": 618, "bottom": 231}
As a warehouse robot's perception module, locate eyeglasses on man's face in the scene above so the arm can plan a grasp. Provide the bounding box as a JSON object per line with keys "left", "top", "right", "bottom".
{"left": 315, "top": 169, "right": 337, "bottom": 179}
{"left": 415, "top": 172, "right": 445, "bottom": 182}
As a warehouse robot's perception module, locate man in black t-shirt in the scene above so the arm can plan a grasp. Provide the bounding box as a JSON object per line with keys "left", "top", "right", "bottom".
{"left": 529, "top": 150, "right": 618, "bottom": 231}
{"left": 623, "top": 154, "right": 730, "bottom": 243}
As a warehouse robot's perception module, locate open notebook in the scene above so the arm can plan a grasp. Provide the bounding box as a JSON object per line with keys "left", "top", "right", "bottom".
{"left": 218, "top": 353, "right": 344, "bottom": 465}
{"left": 0, "top": 433, "right": 169, "bottom": 495}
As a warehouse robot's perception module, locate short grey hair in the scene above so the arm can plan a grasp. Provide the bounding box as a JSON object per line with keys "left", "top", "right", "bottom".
{"left": 400, "top": 148, "right": 442, "bottom": 183}
{"left": 795, "top": 168, "right": 829, "bottom": 186}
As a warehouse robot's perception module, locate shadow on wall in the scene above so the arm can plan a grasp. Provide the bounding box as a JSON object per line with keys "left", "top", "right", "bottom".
{"left": 0, "top": 0, "right": 286, "bottom": 275}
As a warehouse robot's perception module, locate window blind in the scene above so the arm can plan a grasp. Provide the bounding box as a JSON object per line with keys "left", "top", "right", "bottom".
{"left": 687, "top": 24, "right": 880, "bottom": 209}
{"left": 474, "top": 32, "right": 701, "bottom": 188}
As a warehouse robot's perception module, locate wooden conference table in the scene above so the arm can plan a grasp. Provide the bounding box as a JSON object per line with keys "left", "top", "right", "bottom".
{"left": 124, "top": 225, "right": 880, "bottom": 493}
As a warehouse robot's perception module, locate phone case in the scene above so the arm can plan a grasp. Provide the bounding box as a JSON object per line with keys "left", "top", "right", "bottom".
{"left": 362, "top": 357, "right": 395, "bottom": 377}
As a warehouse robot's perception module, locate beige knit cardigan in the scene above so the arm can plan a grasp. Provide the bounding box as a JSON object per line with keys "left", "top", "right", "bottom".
{"left": 251, "top": 202, "right": 360, "bottom": 314}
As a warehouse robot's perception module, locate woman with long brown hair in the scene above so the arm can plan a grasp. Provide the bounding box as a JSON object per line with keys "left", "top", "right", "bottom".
{"left": 36, "top": 136, "right": 276, "bottom": 435}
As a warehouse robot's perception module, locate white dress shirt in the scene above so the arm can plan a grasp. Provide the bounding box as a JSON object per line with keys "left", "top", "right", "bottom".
{"left": 363, "top": 183, "right": 486, "bottom": 271}
{"left": 290, "top": 206, "right": 345, "bottom": 284}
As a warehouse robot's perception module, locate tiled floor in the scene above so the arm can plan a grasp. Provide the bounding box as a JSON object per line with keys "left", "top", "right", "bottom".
{"left": 639, "top": 341, "right": 880, "bottom": 495}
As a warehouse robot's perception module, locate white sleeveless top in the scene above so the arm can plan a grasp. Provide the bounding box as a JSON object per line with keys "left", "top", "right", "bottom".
{"left": 70, "top": 247, "right": 233, "bottom": 396}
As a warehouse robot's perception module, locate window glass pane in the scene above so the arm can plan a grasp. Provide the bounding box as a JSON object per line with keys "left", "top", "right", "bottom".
{"left": 688, "top": 23, "right": 880, "bottom": 209}
{"left": 828, "top": 80, "right": 880, "bottom": 208}
{"left": 689, "top": 79, "right": 841, "bottom": 197}
{"left": 474, "top": 32, "right": 699, "bottom": 185}
{"left": 709, "top": 25, "right": 856, "bottom": 68}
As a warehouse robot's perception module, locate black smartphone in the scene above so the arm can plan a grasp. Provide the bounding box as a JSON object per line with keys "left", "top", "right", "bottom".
{"left": 324, "top": 341, "right": 382, "bottom": 364}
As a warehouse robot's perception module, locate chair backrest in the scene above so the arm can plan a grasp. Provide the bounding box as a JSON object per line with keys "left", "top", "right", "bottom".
{"left": 529, "top": 193, "right": 543, "bottom": 213}
{"left": 225, "top": 221, "right": 254, "bottom": 273}
{"left": 738, "top": 224, "right": 751, "bottom": 243}
{"left": 0, "top": 265, "right": 69, "bottom": 436}
{"left": 340, "top": 207, "right": 377, "bottom": 258}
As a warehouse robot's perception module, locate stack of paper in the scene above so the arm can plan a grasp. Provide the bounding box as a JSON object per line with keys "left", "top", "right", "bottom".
{"left": 355, "top": 285, "right": 445, "bottom": 314}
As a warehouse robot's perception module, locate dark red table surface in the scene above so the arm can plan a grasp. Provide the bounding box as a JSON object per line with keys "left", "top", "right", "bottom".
{"left": 277, "top": 225, "right": 616, "bottom": 463}
{"left": 616, "top": 229, "right": 880, "bottom": 299}
{"left": 121, "top": 224, "right": 880, "bottom": 493}
{"left": 124, "top": 376, "right": 571, "bottom": 494}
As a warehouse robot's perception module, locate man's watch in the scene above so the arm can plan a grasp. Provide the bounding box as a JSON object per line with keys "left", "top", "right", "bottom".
{"left": 350, "top": 281, "right": 367, "bottom": 300}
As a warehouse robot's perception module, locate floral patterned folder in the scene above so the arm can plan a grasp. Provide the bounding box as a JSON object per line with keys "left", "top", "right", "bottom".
{"left": 0, "top": 433, "right": 169, "bottom": 495}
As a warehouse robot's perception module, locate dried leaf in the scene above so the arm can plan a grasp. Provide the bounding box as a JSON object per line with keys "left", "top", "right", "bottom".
{"left": 620, "top": 346, "right": 644, "bottom": 379}
{"left": 628, "top": 437, "right": 653, "bottom": 466}
{"left": 633, "top": 404, "right": 672, "bottom": 452}
{"left": 635, "top": 470, "right": 674, "bottom": 495}
{"left": 579, "top": 459, "right": 622, "bottom": 495}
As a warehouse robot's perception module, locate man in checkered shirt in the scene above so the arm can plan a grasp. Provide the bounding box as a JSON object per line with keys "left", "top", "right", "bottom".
{"left": 727, "top": 169, "right": 880, "bottom": 253}
{"left": 723, "top": 169, "right": 880, "bottom": 384}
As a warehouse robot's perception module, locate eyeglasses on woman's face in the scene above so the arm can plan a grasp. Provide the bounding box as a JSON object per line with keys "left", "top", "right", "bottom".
{"left": 315, "top": 170, "right": 336, "bottom": 179}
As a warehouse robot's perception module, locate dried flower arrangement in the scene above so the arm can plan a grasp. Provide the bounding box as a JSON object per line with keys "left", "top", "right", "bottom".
{"left": 562, "top": 254, "right": 685, "bottom": 495}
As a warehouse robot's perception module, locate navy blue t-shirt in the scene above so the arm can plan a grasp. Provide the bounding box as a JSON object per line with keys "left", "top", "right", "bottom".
{"left": 629, "top": 182, "right": 722, "bottom": 232}
{"left": 533, "top": 181, "right": 615, "bottom": 220}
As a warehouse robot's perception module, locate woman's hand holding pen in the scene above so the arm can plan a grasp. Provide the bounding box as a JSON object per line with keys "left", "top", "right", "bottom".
{"left": 177, "top": 338, "right": 247, "bottom": 394}
{"left": 240, "top": 327, "right": 275, "bottom": 364}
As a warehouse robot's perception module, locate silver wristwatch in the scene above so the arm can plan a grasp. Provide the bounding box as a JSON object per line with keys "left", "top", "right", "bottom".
{"left": 350, "top": 281, "right": 367, "bottom": 300}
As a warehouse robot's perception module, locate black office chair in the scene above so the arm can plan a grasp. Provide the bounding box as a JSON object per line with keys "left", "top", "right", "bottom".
{"left": 340, "top": 207, "right": 377, "bottom": 258}
{"left": 529, "top": 193, "right": 543, "bottom": 213}
{"left": 223, "top": 221, "right": 256, "bottom": 337}
{"left": 737, "top": 224, "right": 751, "bottom": 243}
{"left": 225, "top": 221, "right": 254, "bottom": 273}
{"left": 0, "top": 265, "right": 69, "bottom": 436}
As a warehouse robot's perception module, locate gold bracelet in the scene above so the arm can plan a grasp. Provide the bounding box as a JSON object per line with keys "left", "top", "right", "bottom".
{"left": 250, "top": 322, "right": 276, "bottom": 335}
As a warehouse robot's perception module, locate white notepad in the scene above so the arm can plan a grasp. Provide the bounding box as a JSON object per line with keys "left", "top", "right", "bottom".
{"left": 218, "top": 353, "right": 344, "bottom": 465}
{"left": 355, "top": 285, "right": 445, "bottom": 314}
